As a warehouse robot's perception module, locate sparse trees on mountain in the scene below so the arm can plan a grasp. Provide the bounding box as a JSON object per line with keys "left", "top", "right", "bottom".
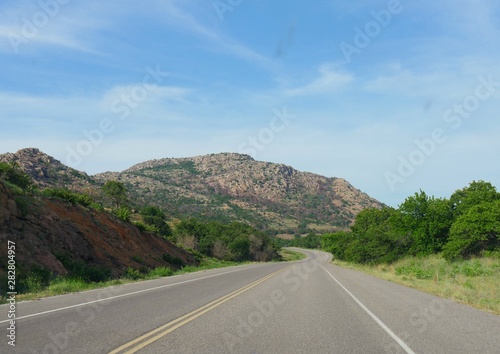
{"left": 102, "top": 180, "right": 127, "bottom": 208}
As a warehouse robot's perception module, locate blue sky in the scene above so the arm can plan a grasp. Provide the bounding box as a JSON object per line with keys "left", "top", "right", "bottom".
{"left": 1, "top": 0, "right": 500, "bottom": 207}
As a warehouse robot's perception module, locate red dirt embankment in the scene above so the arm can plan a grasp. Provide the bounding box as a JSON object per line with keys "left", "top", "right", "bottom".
{"left": 0, "top": 181, "right": 197, "bottom": 278}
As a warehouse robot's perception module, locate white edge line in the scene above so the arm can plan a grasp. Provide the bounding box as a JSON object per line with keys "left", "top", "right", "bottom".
{"left": 319, "top": 264, "right": 416, "bottom": 354}
{"left": 0, "top": 264, "right": 269, "bottom": 324}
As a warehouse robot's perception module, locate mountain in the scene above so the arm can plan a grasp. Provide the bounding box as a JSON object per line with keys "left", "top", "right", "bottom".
{"left": 1, "top": 148, "right": 384, "bottom": 233}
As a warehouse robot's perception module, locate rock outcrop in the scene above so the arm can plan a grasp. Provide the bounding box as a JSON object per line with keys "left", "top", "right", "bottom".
{"left": 1, "top": 148, "right": 385, "bottom": 233}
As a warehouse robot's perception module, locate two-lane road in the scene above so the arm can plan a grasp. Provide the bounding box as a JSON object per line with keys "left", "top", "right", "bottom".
{"left": 1, "top": 249, "right": 499, "bottom": 353}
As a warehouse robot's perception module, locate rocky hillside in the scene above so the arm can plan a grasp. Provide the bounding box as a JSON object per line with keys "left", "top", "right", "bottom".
{"left": 0, "top": 148, "right": 94, "bottom": 191}
{"left": 0, "top": 180, "right": 196, "bottom": 280}
{"left": 1, "top": 148, "right": 384, "bottom": 233}
{"left": 97, "top": 153, "right": 383, "bottom": 232}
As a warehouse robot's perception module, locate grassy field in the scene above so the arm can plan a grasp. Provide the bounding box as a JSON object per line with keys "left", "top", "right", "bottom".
{"left": 333, "top": 254, "right": 500, "bottom": 315}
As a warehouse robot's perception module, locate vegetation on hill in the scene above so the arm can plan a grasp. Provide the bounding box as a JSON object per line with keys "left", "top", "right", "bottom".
{"left": 106, "top": 153, "right": 383, "bottom": 233}
{"left": 1, "top": 148, "right": 383, "bottom": 233}
{"left": 0, "top": 161, "right": 32, "bottom": 190}
{"left": 0, "top": 164, "right": 281, "bottom": 300}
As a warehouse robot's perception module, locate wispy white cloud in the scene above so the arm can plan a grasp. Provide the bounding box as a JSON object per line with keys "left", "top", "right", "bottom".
{"left": 285, "top": 63, "right": 353, "bottom": 96}
{"left": 0, "top": 2, "right": 99, "bottom": 54}
{"left": 0, "top": 91, "right": 96, "bottom": 118}
{"left": 0, "top": 0, "right": 272, "bottom": 68}
{"left": 362, "top": 69, "right": 452, "bottom": 97}
{"left": 361, "top": 58, "right": 500, "bottom": 105}
{"left": 430, "top": 0, "right": 500, "bottom": 40}
{"left": 100, "top": 85, "right": 192, "bottom": 109}
{"left": 147, "top": 0, "right": 274, "bottom": 68}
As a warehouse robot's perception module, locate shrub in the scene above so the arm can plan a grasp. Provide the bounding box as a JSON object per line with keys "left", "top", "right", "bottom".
{"left": 14, "top": 196, "right": 31, "bottom": 217}
{"left": 140, "top": 206, "right": 172, "bottom": 237}
{"left": 131, "top": 256, "right": 144, "bottom": 264}
{"left": 0, "top": 162, "right": 32, "bottom": 192}
{"left": 42, "top": 188, "right": 93, "bottom": 207}
{"left": 17, "top": 274, "right": 44, "bottom": 293}
{"left": 4, "top": 181, "right": 25, "bottom": 196}
{"left": 134, "top": 221, "right": 158, "bottom": 233}
{"left": 55, "top": 253, "right": 111, "bottom": 282}
{"left": 162, "top": 253, "right": 184, "bottom": 267}
{"left": 114, "top": 206, "right": 131, "bottom": 222}
{"left": 395, "top": 265, "right": 434, "bottom": 279}
{"left": 14, "top": 264, "right": 53, "bottom": 293}
{"left": 124, "top": 267, "right": 143, "bottom": 280}
{"left": 451, "top": 261, "right": 493, "bottom": 277}
{"left": 48, "top": 278, "right": 90, "bottom": 294}
{"left": 90, "top": 202, "right": 104, "bottom": 211}
{"left": 148, "top": 267, "right": 174, "bottom": 278}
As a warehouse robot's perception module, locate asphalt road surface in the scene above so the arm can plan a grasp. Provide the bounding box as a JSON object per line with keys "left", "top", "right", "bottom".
{"left": 1, "top": 249, "right": 499, "bottom": 353}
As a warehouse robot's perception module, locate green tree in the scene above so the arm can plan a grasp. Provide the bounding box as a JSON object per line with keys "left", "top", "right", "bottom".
{"left": 175, "top": 218, "right": 208, "bottom": 240}
{"left": 350, "top": 207, "right": 411, "bottom": 263}
{"left": 443, "top": 200, "right": 500, "bottom": 260}
{"left": 173, "top": 218, "right": 278, "bottom": 261}
{"left": 102, "top": 180, "right": 127, "bottom": 208}
{"left": 450, "top": 180, "right": 500, "bottom": 217}
{"left": 321, "top": 231, "right": 353, "bottom": 261}
{"left": 399, "top": 191, "right": 453, "bottom": 256}
{"left": 140, "top": 206, "right": 172, "bottom": 237}
{"left": 229, "top": 236, "right": 250, "bottom": 261}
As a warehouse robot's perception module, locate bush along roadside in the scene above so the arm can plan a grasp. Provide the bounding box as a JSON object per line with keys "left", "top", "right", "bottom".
{"left": 318, "top": 180, "right": 500, "bottom": 314}
{"left": 3, "top": 255, "right": 248, "bottom": 303}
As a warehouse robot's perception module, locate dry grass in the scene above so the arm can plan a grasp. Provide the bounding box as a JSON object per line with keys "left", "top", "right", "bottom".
{"left": 279, "top": 248, "right": 307, "bottom": 261}
{"left": 333, "top": 255, "right": 500, "bottom": 315}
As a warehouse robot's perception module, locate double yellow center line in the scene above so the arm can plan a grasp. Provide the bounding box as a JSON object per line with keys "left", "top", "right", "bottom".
{"left": 109, "top": 267, "right": 288, "bottom": 354}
